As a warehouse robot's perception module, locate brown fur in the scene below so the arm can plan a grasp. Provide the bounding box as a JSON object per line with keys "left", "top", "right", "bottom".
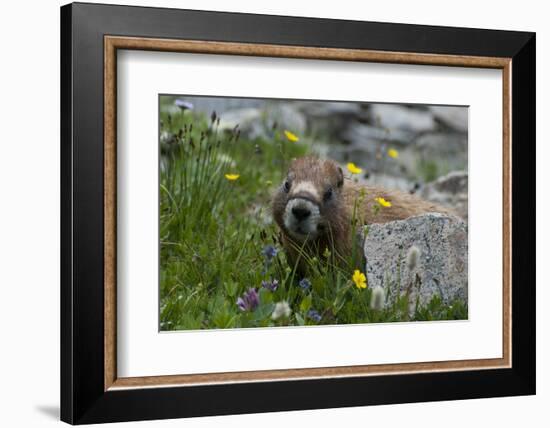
{"left": 272, "top": 156, "right": 452, "bottom": 272}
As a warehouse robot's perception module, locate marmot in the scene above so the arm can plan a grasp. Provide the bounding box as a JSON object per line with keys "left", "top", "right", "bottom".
{"left": 272, "top": 156, "right": 452, "bottom": 272}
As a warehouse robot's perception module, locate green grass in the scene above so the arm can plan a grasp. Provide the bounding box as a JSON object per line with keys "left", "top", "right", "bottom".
{"left": 159, "top": 100, "right": 467, "bottom": 331}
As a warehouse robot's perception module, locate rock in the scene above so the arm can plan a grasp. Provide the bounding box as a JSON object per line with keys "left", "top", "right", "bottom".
{"left": 295, "top": 101, "right": 366, "bottom": 139}
{"left": 266, "top": 103, "right": 307, "bottom": 136}
{"left": 296, "top": 101, "right": 363, "bottom": 118}
{"left": 369, "top": 104, "right": 436, "bottom": 134}
{"left": 428, "top": 106, "right": 468, "bottom": 133}
{"left": 364, "top": 213, "right": 468, "bottom": 314}
{"left": 326, "top": 139, "right": 415, "bottom": 179}
{"left": 361, "top": 173, "right": 413, "bottom": 192}
{"left": 325, "top": 144, "right": 376, "bottom": 169}
{"left": 415, "top": 131, "right": 466, "bottom": 152}
{"left": 181, "top": 97, "right": 264, "bottom": 115}
{"left": 217, "top": 104, "right": 307, "bottom": 140}
{"left": 420, "top": 171, "right": 468, "bottom": 220}
{"left": 217, "top": 108, "right": 266, "bottom": 139}
{"left": 415, "top": 132, "right": 468, "bottom": 175}
{"left": 341, "top": 122, "right": 414, "bottom": 146}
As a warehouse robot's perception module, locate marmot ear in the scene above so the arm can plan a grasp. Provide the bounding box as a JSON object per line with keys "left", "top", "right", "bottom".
{"left": 336, "top": 166, "right": 344, "bottom": 187}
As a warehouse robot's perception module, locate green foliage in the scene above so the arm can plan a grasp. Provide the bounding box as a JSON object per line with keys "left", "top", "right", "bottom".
{"left": 416, "top": 157, "right": 454, "bottom": 183}
{"left": 159, "top": 99, "right": 467, "bottom": 331}
{"left": 417, "top": 159, "right": 440, "bottom": 182}
{"left": 413, "top": 295, "right": 468, "bottom": 321}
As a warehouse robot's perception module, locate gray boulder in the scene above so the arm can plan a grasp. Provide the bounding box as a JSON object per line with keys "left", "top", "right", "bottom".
{"left": 296, "top": 101, "right": 363, "bottom": 118}
{"left": 266, "top": 103, "right": 307, "bottom": 135}
{"left": 181, "top": 96, "right": 264, "bottom": 115}
{"left": 414, "top": 132, "right": 468, "bottom": 178}
{"left": 428, "top": 106, "right": 469, "bottom": 133}
{"left": 369, "top": 104, "right": 436, "bottom": 134}
{"left": 364, "top": 213, "right": 468, "bottom": 314}
{"left": 295, "top": 101, "right": 366, "bottom": 139}
{"left": 341, "top": 122, "right": 414, "bottom": 146}
{"left": 420, "top": 171, "right": 468, "bottom": 221}
{"left": 217, "top": 104, "right": 307, "bottom": 140}
{"left": 217, "top": 108, "right": 266, "bottom": 139}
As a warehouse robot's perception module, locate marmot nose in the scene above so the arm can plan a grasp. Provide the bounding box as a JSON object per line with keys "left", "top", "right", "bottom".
{"left": 292, "top": 206, "right": 311, "bottom": 221}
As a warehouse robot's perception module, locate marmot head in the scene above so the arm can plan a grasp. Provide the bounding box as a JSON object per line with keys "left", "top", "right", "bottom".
{"left": 272, "top": 157, "right": 345, "bottom": 243}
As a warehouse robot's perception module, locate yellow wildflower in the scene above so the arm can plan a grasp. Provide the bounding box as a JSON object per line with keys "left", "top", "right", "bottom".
{"left": 347, "top": 162, "right": 363, "bottom": 175}
{"left": 375, "top": 197, "right": 392, "bottom": 207}
{"left": 224, "top": 174, "right": 240, "bottom": 181}
{"left": 352, "top": 270, "right": 367, "bottom": 289}
{"left": 387, "top": 148, "right": 399, "bottom": 159}
{"left": 284, "top": 130, "right": 300, "bottom": 142}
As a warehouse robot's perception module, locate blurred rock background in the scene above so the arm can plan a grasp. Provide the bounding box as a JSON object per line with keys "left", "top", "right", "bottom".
{"left": 161, "top": 96, "right": 468, "bottom": 219}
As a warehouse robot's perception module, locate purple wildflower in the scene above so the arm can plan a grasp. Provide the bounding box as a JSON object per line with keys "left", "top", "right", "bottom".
{"left": 307, "top": 309, "right": 322, "bottom": 322}
{"left": 298, "top": 278, "right": 311, "bottom": 291}
{"left": 236, "top": 288, "right": 260, "bottom": 312}
{"left": 261, "top": 245, "right": 279, "bottom": 275}
{"left": 174, "top": 99, "right": 194, "bottom": 111}
{"left": 261, "top": 279, "right": 279, "bottom": 292}
{"left": 262, "top": 245, "right": 278, "bottom": 261}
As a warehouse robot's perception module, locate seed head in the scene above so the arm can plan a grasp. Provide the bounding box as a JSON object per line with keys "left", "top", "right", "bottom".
{"left": 370, "top": 286, "right": 386, "bottom": 311}
{"left": 272, "top": 301, "right": 291, "bottom": 320}
{"left": 407, "top": 245, "right": 421, "bottom": 271}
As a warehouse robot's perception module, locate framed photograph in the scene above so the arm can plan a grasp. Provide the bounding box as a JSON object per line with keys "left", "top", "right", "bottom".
{"left": 60, "top": 2, "right": 535, "bottom": 424}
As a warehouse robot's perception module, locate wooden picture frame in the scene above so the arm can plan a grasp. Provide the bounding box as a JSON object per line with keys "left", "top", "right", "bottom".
{"left": 61, "top": 2, "right": 535, "bottom": 424}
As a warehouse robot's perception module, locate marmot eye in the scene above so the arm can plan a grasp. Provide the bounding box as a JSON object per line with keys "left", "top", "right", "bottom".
{"left": 283, "top": 180, "right": 291, "bottom": 193}
{"left": 324, "top": 187, "right": 333, "bottom": 201}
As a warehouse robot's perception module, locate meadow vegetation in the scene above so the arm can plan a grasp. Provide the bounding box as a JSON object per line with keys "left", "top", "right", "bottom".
{"left": 159, "top": 98, "right": 467, "bottom": 331}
